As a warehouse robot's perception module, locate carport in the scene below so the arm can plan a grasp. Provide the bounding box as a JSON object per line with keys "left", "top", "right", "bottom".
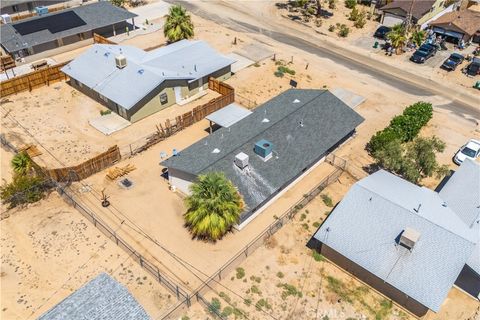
{"left": 432, "top": 27, "right": 464, "bottom": 44}
{"left": 205, "top": 103, "right": 252, "bottom": 133}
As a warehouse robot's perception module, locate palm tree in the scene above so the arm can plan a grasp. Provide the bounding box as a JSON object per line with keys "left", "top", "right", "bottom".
{"left": 11, "top": 152, "right": 31, "bottom": 175}
{"left": 410, "top": 30, "right": 426, "bottom": 47}
{"left": 163, "top": 5, "right": 194, "bottom": 43}
{"left": 386, "top": 24, "right": 407, "bottom": 54}
{"left": 184, "top": 172, "right": 245, "bottom": 241}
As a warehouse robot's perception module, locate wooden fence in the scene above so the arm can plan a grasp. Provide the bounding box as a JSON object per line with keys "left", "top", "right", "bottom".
{"left": 124, "top": 79, "right": 235, "bottom": 156}
{"left": 0, "top": 62, "right": 69, "bottom": 97}
{"left": 40, "top": 146, "right": 121, "bottom": 182}
{"left": 93, "top": 33, "right": 117, "bottom": 45}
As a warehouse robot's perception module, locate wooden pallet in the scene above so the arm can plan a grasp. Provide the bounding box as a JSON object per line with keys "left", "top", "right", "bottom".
{"left": 106, "top": 164, "right": 136, "bottom": 180}
{"left": 19, "top": 144, "right": 42, "bottom": 157}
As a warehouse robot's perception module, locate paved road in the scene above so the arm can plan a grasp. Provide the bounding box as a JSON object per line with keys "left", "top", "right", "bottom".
{"left": 168, "top": 0, "right": 480, "bottom": 119}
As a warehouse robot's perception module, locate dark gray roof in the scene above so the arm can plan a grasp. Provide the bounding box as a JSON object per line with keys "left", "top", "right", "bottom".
{"left": 1, "top": 2, "right": 136, "bottom": 53}
{"left": 313, "top": 170, "right": 476, "bottom": 312}
{"left": 163, "top": 89, "right": 364, "bottom": 220}
{"left": 38, "top": 273, "right": 150, "bottom": 320}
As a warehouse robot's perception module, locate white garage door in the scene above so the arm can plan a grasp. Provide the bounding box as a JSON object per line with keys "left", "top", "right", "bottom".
{"left": 382, "top": 13, "right": 405, "bottom": 27}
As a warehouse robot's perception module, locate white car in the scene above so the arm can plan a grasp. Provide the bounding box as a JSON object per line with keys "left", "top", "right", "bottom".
{"left": 454, "top": 139, "right": 480, "bottom": 165}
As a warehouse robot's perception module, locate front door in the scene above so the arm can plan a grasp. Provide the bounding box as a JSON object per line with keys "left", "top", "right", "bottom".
{"left": 174, "top": 87, "right": 182, "bottom": 103}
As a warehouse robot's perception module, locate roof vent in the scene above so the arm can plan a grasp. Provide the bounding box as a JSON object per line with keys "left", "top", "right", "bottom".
{"left": 115, "top": 54, "right": 127, "bottom": 69}
{"left": 235, "top": 152, "right": 249, "bottom": 169}
{"left": 254, "top": 139, "right": 273, "bottom": 161}
{"left": 399, "top": 227, "right": 420, "bottom": 251}
{"left": 261, "top": 118, "right": 270, "bottom": 123}
{"left": 293, "top": 99, "right": 300, "bottom": 103}
{"left": 212, "top": 148, "right": 220, "bottom": 154}
{"left": 137, "top": 69, "right": 144, "bottom": 74}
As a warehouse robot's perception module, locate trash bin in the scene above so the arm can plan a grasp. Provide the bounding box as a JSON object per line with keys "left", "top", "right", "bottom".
{"left": 474, "top": 81, "right": 480, "bottom": 90}
{"left": 373, "top": 41, "right": 379, "bottom": 49}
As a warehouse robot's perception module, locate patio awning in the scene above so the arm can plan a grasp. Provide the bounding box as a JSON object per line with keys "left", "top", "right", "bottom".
{"left": 206, "top": 103, "right": 252, "bottom": 128}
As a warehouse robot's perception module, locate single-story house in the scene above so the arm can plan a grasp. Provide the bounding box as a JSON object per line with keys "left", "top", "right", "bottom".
{"left": 308, "top": 160, "right": 480, "bottom": 317}
{"left": 162, "top": 89, "right": 364, "bottom": 229}
{"left": 61, "top": 40, "right": 235, "bottom": 123}
{"left": 379, "top": 0, "right": 444, "bottom": 27}
{"left": 429, "top": 9, "right": 480, "bottom": 43}
{"left": 0, "top": 2, "right": 137, "bottom": 58}
{"left": 438, "top": 159, "right": 480, "bottom": 298}
{"left": 38, "top": 273, "right": 150, "bottom": 320}
{"left": 0, "top": 0, "right": 67, "bottom": 15}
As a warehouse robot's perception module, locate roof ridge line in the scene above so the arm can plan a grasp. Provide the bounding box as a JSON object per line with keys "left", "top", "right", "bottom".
{"left": 197, "top": 90, "right": 329, "bottom": 173}
{"left": 355, "top": 182, "right": 476, "bottom": 244}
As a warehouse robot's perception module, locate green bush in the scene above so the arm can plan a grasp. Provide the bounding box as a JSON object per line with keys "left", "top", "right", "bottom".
{"left": 354, "top": 11, "right": 366, "bottom": 28}
{"left": 0, "top": 175, "right": 49, "bottom": 209}
{"left": 320, "top": 193, "right": 333, "bottom": 207}
{"left": 312, "top": 250, "right": 326, "bottom": 262}
{"left": 367, "top": 102, "right": 433, "bottom": 153}
{"left": 348, "top": 7, "right": 358, "bottom": 21}
{"left": 208, "top": 298, "right": 221, "bottom": 315}
{"left": 277, "top": 65, "right": 296, "bottom": 75}
{"left": 277, "top": 283, "right": 303, "bottom": 300}
{"left": 100, "top": 109, "right": 112, "bottom": 116}
{"left": 274, "top": 71, "right": 284, "bottom": 78}
{"left": 276, "top": 271, "right": 285, "bottom": 278}
{"left": 345, "top": 0, "right": 356, "bottom": 9}
{"left": 338, "top": 24, "right": 350, "bottom": 37}
{"left": 236, "top": 267, "right": 245, "bottom": 279}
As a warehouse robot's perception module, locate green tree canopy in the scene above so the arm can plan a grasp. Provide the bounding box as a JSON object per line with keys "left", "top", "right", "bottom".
{"left": 163, "top": 5, "right": 194, "bottom": 43}
{"left": 387, "top": 24, "right": 407, "bottom": 53}
{"left": 184, "top": 172, "right": 244, "bottom": 241}
{"left": 11, "top": 152, "right": 32, "bottom": 175}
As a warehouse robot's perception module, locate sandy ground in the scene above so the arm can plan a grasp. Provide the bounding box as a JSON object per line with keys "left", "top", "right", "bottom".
{"left": 183, "top": 173, "right": 480, "bottom": 320}
{"left": 0, "top": 193, "right": 176, "bottom": 320}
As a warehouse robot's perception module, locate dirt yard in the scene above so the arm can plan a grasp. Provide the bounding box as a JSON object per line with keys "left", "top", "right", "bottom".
{"left": 182, "top": 173, "right": 480, "bottom": 320}
{"left": 0, "top": 193, "right": 176, "bottom": 320}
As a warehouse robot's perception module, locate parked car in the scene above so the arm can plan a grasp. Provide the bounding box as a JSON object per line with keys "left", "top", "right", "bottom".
{"left": 374, "top": 26, "right": 391, "bottom": 39}
{"left": 441, "top": 53, "right": 465, "bottom": 71}
{"left": 453, "top": 139, "right": 480, "bottom": 165}
{"left": 410, "top": 44, "right": 436, "bottom": 63}
{"left": 463, "top": 57, "right": 480, "bottom": 77}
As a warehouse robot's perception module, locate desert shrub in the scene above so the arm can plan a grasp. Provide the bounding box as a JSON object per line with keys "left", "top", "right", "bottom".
{"left": 250, "top": 275, "right": 262, "bottom": 283}
{"left": 295, "top": 0, "right": 309, "bottom": 7}
{"left": 255, "top": 298, "right": 272, "bottom": 310}
{"left": 219, "top": 291, "right": 231, "bottom": 303}
{"left": 349, "top": 7, "right": 359, "bottom": 21}
{"left": 312, "top": 250, "right": 326, "bottom": 262}
{"left": 236, "top": 267, "right": 245, "bottom": 279}
{"left": 338, "top": 24, "right": 350, "bottom": 37}
{"left": 276, "top": 271, "right": 285, "bottom": 278}
{"left": 221, "top": 306, "right": 233, "bottom": 317}
{"left": 274, "top": 71, "right": 285, "bottom": 77}
{"left": 354, "top": 10, "right": 366, "bottom": 28}
{"left": 278, "top": 283, "right": 303, "bottom": 300}
{"left": 345, "top": 0, "right": 356, "bottom": 9}
{"left": 100, "top": 109, "right": 112, "bottom": 116}
{"left": 328, "top": 24, "right": 335, "bottom": 32}
{"left": 278, "top": 65, "right": 296, "bottom": 75}
{"left": 300, "top": 213, "right": 307, "bottom": 221}
{"left": 181, "top": 316, "right": 190, "bottom": 320}
{"left": 320, "top": 193, "right": 333, "bottom": 207}
{"left": 315, "top": 18, "right": 322, "bottom": 27}
{"left": 0, "top": 175, "right": 49, "bottom": 209}
{"left": 244, "top": 298, "right": 252, "bottom": 306}
{"left": 250, "top": 285, "right": 262, "bottom": 295}
{"left": 307, "top": 6, "right": 316, "bottom": 15}
{"left": 313, "top": 221, "right": 321, "bottom": 228}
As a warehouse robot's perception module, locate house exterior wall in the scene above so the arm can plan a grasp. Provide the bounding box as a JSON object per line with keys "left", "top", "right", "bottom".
{"left": 168, "top": 168, "right": 196, "bottom": 194}
{"left": 31, "top": 40, "right": 58, "bottom": 54}
{"left": 129, "top": 86, "right": 176, "bottom": 123}
{"left": 418, "top": 0, "right": 445, "bottom": 25}
{"left": 307, "top": 240, "right": 430, "bottom": 317}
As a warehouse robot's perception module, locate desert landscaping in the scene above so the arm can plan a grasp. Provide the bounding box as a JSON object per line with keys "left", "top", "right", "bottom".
{"left": 1, "top": 0, "right": 479, "bottom": 319}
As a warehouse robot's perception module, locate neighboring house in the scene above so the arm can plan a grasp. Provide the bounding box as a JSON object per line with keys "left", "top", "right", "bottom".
{"left": 438, "top": 159, "right": 480, "bottom": 298}
{"left": 0, "top": 2, "right": 136, "bottom": 59}
{"left": 38, "top": 273, "right": 150, "bottom": 320}
{"left": 429, "top": 9, "right": 480, "bottom": 43}
{"left": 162, "top": 89, "right": 364, "bottom": 229}
{"left": 0, "top": 0, "right": 67, "bottom": 15}
{"left": 308, "top": 160, "right": 480, "bottom": 317}
{"left": 61, "top": 40, "right": 235, "bottom": 123}
{"left": 379, "top": 0, "right": 444, "bottom": 27}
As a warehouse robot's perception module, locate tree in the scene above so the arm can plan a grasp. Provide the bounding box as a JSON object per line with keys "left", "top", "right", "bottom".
{"left": 386, "top": 24, "right": 406, "bottom": 54}
{"left": 163, "top": 5, "right": 194, "bottom": 43}
{"left": 11, "top": 152, "right": 32, "bottom": 175}
{"left": 372, "top": 136, "right": 448, "bottom": 184}
{"left": 0, "top": 174, "right": 47, "bottom": 209}
{"left": 410, "top": 30, "right": 426, "bottom": 47}
{"left": 184, "top": 172, "right": 245, "bottom": 241}
{"left": 109, "top": 0, "right": 125, "bottom": 7}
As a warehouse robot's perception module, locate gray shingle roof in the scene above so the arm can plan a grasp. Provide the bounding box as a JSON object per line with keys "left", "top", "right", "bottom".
{"left": 163, "top": 89, "right": 364, "bottom": 221}
{"left": 1, "top": 2, "right": 137, "bottom": 53}
{"left": 61, "top": 40, "right": 235, "bottom": 109}
{"left": 38, "top": 273, "right": 150, "bottom": 320}
{"left": 439, "top": 159, "right": 480, "bottom": 275}
{"left": 313, "top": 170, "right": 476, "bottom": 312}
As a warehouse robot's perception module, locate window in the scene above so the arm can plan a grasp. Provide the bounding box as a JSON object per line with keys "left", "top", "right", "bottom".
{"left": 12, "top": 5, "right": 19, "bottom": 12}
{"left": 160, "top": 93, "right": 168, "bottom": 105}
